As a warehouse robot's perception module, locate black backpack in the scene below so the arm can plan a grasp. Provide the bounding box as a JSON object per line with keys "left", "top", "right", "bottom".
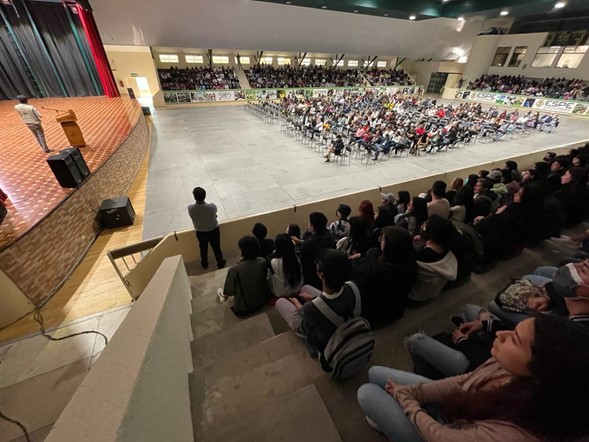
{"left": 312, "top": 281, "right": 375, "bottom": 381}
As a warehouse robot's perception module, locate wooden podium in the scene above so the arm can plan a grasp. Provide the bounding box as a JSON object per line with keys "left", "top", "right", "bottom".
{"left": 55, "top": 110, "right": 86, "bottom": 147}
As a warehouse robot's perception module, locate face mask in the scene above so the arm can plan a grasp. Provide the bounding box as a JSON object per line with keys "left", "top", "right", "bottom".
{"left": 552, "top": 263, "right": 584, "bottom": 297}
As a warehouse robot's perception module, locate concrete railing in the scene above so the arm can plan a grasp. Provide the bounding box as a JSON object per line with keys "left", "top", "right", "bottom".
{"left": 45, "top": 255, "right": 193, "bottom": 442}
{"left": 112, "top": 142, "right": 585, "bottom": 300}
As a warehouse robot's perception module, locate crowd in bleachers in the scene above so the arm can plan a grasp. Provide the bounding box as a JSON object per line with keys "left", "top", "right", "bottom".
{"left": 364, "top": 68, "right": 414, "bottom": 86}
{"left": 158, "top": 66, "right": 241, "bottom": 90}
{"left": 268, "top": 90, "right": 559, "bottom": 164}
{"left": 245, "top": 65, "right": 363, "bottom": 88}
{"left": 468, "top": 74, "right": 589, "bottom": 100}
{"left": 213, "top": 138, "right": 589, "bottom": 439}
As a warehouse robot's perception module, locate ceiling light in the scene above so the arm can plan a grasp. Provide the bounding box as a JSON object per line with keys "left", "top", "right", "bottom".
{"left": 321, "top": 5, "right": 327, "bottom": 8}
{"left": 285, "top": 1, "right": 291, "bottom": 3}
{"left": 353, "top": 9, "right": 358, "bottom": 12}
{"left": 384, "top": 13, "right": 389, "bottom": 16}
{"left": 499, "top": 10, "right": 509, "bottom": 15}
{"left": 457, "top": 16, "right": 465, "bottom": 21}
{"left": 554, "top": 1, "right": 566, "bottom": 8}
{"left": 409, "top": 15, "right": 416, "bottom": 20}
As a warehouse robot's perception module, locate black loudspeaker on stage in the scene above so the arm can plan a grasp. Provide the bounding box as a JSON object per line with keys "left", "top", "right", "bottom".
{"left": 46, "top": 147, "right": 90, "bottom": 188}
{"left": 99, "top": 196, "right": 135, "bottom": 228}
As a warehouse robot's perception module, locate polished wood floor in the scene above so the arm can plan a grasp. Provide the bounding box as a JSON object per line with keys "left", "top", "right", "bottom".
{"left": 0, "top": 96, "right": 141, "bottom": 249}
{"left": 0, "top": 129, "right": 149, "bottom": 344}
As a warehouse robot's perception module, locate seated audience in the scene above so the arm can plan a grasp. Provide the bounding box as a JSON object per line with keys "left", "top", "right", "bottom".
{"left": 409, "top": 215, "right": 458, "bottom": 303}
{"left": 252, "top": 222, "right": 275, "bottom": 258}
{"left": 328, "top": 203, "right": 352, "bottom": 241}
{"left": 395, "top": 196, "right": 428, "bottom": 236}
{"left": 218, "top": 236, "right": 269, "bottom": 316}
{"left": 351, "top": 227, "right": 418, "bottom": 327}
{"left": 268, "top": 233, "right": 303, "bottom": 297}
{"left": 275, "top": 249, "right": 359, "bottom": 353}
{"left": 337, "top": 216, "right": 376, "bottom": 259}
{"left": 427, "top": 180, "right": 450, "bottom": 219}
{"left": 358, "top": 199, "right": 376, "bottom": 236}
{"left": 158, "top": 66, "right": 240, "bottom": 90}
{"left": 358, "top": 315, "right": 589, "bottom": 441}
{"left": 374, "top": 193, "right": 398, "bottom": 230}
{"left": 293, "top": 212, "right": 336, "bottom": 289}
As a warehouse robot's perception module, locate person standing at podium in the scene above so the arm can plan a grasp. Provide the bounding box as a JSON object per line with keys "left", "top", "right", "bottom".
{"left": 14, "top": 95, "right": 52, "bottom": 153}
{"left": 188, "top": 187, "right": 226, "bottom": 270}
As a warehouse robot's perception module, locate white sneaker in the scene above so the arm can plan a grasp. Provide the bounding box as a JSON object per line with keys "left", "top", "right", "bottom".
{"left": 217, "top": 288, "right": 228, "bottom": 303}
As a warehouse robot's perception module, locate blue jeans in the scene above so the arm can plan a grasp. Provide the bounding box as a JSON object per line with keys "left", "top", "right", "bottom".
{"left": 534, "top": 266, "right": 557, "bottom": 279}
{"left": 406, "top": 334, "right": 470, "bottom": 379}
{"left": 358, "top": 366, "right": 432, "bottom": 441}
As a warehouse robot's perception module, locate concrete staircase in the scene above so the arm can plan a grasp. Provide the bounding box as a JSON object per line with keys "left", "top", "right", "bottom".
{"left": 235, "top": 67, "right": 251, "bottom": 89}
{"left": 186, "top": 267, "right": 383, "bottom": 442}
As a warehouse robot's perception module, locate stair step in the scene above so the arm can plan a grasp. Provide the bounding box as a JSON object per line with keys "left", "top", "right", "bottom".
{"left": 190, "top": 333, "right": 325, "bottom": 440}
{"left": 191, "top": 314, "right": 275, "bottom": 370}
{"left": 206, "top": 384, "right": 341, "bottom": 442}
{"left": 191, "top": 304, "right": 244, "bottom": 340}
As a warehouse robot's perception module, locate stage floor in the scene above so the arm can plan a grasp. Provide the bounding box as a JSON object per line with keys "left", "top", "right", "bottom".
{"left": 0, "top": 96, "right": 141, "bottom": 249}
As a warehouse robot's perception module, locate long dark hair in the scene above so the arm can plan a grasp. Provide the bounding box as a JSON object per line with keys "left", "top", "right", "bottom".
{"left": 273, "top": 233, "right": 301, "bottom": 288}
{"left": 410, "top": 197, "right": 428, "bottom": 231}
{"left": 380, "top": 226, "right": 416, "bottom": 270}
{"left": 348, "top": 216, "right": 372, "bottom": 254}
{"left": 441, "top": 315, "right": 589, "bottom": 440}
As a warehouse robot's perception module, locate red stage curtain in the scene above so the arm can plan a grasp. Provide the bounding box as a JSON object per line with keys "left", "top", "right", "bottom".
{"left": 76, "top": 3, "right": 119, "bottom": 98}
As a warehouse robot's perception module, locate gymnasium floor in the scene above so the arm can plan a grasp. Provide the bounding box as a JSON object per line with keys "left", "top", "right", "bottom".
{"left": 142, "top": 102, "right": 589, "bottom": 240}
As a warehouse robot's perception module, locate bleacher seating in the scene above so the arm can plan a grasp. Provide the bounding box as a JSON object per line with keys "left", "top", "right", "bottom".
{"left": 158, "top": 66, "right": 241, "bottom": 90}
{"left": 468, "top": 74, "right": 589, "bottom": 100}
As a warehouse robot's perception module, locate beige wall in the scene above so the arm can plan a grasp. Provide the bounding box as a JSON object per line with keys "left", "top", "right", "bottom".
{"left": 104, "top": 45, "right": 160, "bottom": 98}
{"left": 463, "top": 32, "right": 589, "bottom": 83}
{"left": 407, "top": 61, "right": 465, "bottom": 90}
{"left": 46, "top": 255, "right": 193, "bottom": 442}
{"left": 0, "top": 270, "right": 33, "bottom": 328}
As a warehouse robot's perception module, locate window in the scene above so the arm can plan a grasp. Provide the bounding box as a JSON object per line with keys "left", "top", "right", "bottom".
{"left": 556, "top": 45, "right": 588, "bottom": 68}
{"left": 301, "top": 58, "right": 311, "bottom": 66}
{"left": 277, "top": 57, "right": 291, "bottom": 65}
{"left": 235, "top": 56, "right": 251, "bottom": 64}
{"left": 315, "top": 59, "right": 326, "bottom": 66}
{"left": 185, "top": 55, "right": 203, "bottom": 64}
{"left": 347, "top": 60, "right": 358, "bottom": 67}
{"left": 363, "top": 60, "right": 374, "bottom": 68}
{"left": 377, "top": 61, "right": 388, "bottom": 68}
{"left": 491, "top": 47, "right": 511, "bottom": 67}
{"left": 531, "top": 46, "right": 561, "bottom": 68}
{"left": 261, "top": 56, "right": 273, "bottom": 65}
{"left": 212, "top": 55, "right": 229, "bottom": 64}
{"left": 508, "top": 46, "right": 527, "bottom": 67}
{"left": 334, "top": 59, "right": 344, "bottom": 67}
{"left": 159, "top": 54, "right": 179, "bottom": 63}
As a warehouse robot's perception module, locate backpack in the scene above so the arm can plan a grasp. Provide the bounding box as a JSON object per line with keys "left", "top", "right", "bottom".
{"left": 312, "top": 281, "right": 375, "bottom": 381}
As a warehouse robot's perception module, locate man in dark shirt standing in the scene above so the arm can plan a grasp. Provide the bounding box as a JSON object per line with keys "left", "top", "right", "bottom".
{"left": 187, "top": 187, "right": 226, "bottom": 269}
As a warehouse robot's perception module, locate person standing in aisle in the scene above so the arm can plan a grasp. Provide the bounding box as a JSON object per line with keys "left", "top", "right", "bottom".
{"left": 188, "top": 187, "right": 226, "bottom": 270}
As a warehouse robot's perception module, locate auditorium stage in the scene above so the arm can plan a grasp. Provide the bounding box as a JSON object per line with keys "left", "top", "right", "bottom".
{"left": 0, "top": 96, "right": 148, "bottom": 325}
{"left": 0, "top": 96, "right": 141, "bottom": 249}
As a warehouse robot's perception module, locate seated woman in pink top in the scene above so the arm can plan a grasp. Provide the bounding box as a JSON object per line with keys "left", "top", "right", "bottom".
{"left": 357, "top": 315, "right": 589, "bottom": 441}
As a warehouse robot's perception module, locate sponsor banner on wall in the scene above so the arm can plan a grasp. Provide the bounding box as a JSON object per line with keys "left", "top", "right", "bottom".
{"left": 531, "top": 99, "right": 576, "bottom": 113}
{"left": 572, "top": 103, "right": 589, "bottom": 115}
{"left": 464, "top": 91, "right": 498, "bottom": 103}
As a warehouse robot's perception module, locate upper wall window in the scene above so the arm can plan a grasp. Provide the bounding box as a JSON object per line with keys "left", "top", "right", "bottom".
{"left": 377, "top": 61, "right": 388, "bottom": 68}
{"left": 347, "top": 60, "right": 358, "bottom": 67}
{"left": 531, "top": 46, "right": 561, "bottom": 68}
{"left": 159, "top": 54, "right": 179, "bottom": 63}
{"left": 508, "top": 46, "right": 527, "bottom": 67}
{"left": 235, "top": 56, "right": 251, "bottom": 64}
{"left": 277, "top": 57, "right": 291, "bottom": 65}
{"left": 185, "top": 55, "right": 203, "bottom": 64}
{"left": 491, "top": 47, "right": 511, "bottom": 67}
{"left": 261, "top": 57, "right": 273, "bottom": 65}
{"left": 301, "top": 58, "right": 311, "bottom": 66}
{"left": 556, "top": 45, "right": 588, "bottom": 69}
{"left": 315, "top": 59, "right": 327, "bottom": 66}
{"left": 212, "top": 55, "right": 229, "bottom": 64}
{"left": 334, "top": 59, "right": 344, "bottom": 67}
